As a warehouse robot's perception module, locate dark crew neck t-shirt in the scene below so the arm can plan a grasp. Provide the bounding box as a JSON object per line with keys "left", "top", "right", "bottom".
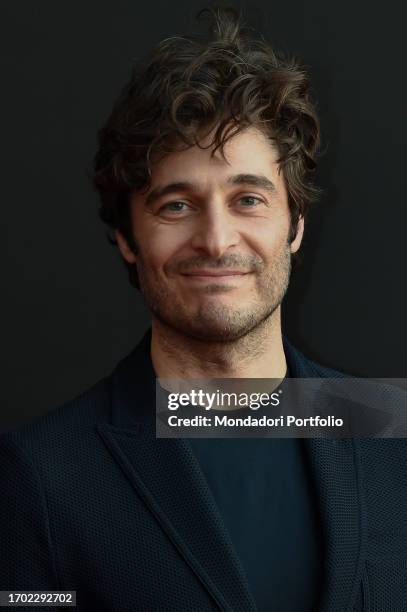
{"left": 186, "top": 373, "right": 323, "bottom": 612}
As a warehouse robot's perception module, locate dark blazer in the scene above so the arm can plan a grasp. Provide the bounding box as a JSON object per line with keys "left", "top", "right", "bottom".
{"left": 1, "top": 328, "right": 407, "bottom": 612}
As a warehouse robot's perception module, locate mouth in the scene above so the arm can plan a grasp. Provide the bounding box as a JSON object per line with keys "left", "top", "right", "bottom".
{"left": 180, "top": 271, "right": 251, "bottom": 282}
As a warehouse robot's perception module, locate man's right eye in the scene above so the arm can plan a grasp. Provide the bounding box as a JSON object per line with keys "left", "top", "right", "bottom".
{"left": 159, "top": 201, "right": 189, "bottom": 213}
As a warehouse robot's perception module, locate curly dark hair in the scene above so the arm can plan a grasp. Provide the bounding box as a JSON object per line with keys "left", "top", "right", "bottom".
{"left": 93, "top": 7, "right": 321, "bottom": 289}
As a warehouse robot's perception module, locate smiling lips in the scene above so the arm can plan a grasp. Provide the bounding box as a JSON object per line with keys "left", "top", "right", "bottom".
{"left": 181, "top": 270, "right": 250, "bottom": 282}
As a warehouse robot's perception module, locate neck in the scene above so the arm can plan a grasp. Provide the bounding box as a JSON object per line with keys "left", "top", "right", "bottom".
{"left": 150, "top": 308, "right": 287, "bottom": 380}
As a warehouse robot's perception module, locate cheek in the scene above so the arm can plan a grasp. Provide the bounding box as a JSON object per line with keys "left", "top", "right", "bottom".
{"left": 243, "top": 217, "right": 290, "bottom": 259}
{"left": 140, "top": 228, "right": 188, "bottom": 271}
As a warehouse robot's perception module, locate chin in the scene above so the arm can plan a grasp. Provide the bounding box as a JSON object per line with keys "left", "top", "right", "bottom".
{"left": 177, "top": 314, "right": 264, "bottom": 343}
{"left": 153, "top": 298, "right": 279, "bottom": 342}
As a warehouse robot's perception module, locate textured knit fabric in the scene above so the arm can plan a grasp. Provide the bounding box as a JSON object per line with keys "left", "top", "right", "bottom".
{"left": 1, "top": 327, "right": 407, "bottom": 611}
{"left": 188, "top": 437, "right": 323, "bottom": 611}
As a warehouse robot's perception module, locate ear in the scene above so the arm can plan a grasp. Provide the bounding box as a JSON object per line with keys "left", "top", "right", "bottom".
{"left": 115, "top": 230, "right": 138, "bottom": 264}
{"left": 290, "top": 216, "right": 304, "bottom": 254}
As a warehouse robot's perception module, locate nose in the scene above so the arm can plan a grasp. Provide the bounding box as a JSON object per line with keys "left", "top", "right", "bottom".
{"left": 190, "top": 204, "right": 240, "bottom": 257}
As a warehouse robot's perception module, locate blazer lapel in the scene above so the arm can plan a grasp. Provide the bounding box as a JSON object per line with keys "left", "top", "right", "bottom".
{"left": 284, "top": 338, "right": 366, "bottom": 612}
{"left": 97, "top": 329, "right": 257, "bottom": 612}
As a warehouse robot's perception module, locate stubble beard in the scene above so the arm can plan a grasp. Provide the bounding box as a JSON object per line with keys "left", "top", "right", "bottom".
{"left": 135, "top": 243, "right": 292, "bottom": 344}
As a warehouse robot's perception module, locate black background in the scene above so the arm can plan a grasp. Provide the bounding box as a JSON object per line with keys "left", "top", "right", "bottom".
{"left": 2, "top": 1, "right": 406, "bottom": 431}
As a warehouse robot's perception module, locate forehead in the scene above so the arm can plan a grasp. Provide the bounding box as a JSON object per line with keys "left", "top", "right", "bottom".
{"left": 149, "top": 126, "right": 281, "bottom": 186}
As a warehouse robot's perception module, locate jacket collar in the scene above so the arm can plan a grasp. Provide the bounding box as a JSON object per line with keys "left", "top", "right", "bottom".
{"left": 99, "top": 327, "right": 365, "bottom": 612}
{"left": 284, "top": 337, "right": 366, "bottom": 612}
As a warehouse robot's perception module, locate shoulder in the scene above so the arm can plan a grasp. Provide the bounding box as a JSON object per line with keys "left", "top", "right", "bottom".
{"left": 0, "top": 373, "right": 118, "bottom": 533}
{"left": 0, "top": 374, "right": 112, "bottom": 470}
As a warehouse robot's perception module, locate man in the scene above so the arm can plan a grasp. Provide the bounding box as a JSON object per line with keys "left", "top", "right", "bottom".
{"left": 1, "top": 8, "right": 406, "bottom": 612}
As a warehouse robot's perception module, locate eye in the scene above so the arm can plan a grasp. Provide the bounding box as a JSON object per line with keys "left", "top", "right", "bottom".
{"left": 159, "top": 201, "right": 189, "bottom": 214}
{"left": 238, "top": 196, "right": 264, "bottom": 208}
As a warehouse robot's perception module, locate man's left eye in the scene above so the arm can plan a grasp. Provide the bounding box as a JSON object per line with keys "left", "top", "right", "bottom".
{"left": 238, "top": 196, "right": 262, "bottom": 207}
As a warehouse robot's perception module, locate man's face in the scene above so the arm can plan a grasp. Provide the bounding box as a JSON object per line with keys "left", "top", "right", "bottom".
{"left": 117, "top": 126, "right": 304, "bottom": 342}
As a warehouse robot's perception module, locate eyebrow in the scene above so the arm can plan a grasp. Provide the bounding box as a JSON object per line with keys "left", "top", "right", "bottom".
{"left": 144, "top": 173, "right": 277, "bottom": 207}
{"left": 228, "top": 173, "right": 276, "bottom": 193}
